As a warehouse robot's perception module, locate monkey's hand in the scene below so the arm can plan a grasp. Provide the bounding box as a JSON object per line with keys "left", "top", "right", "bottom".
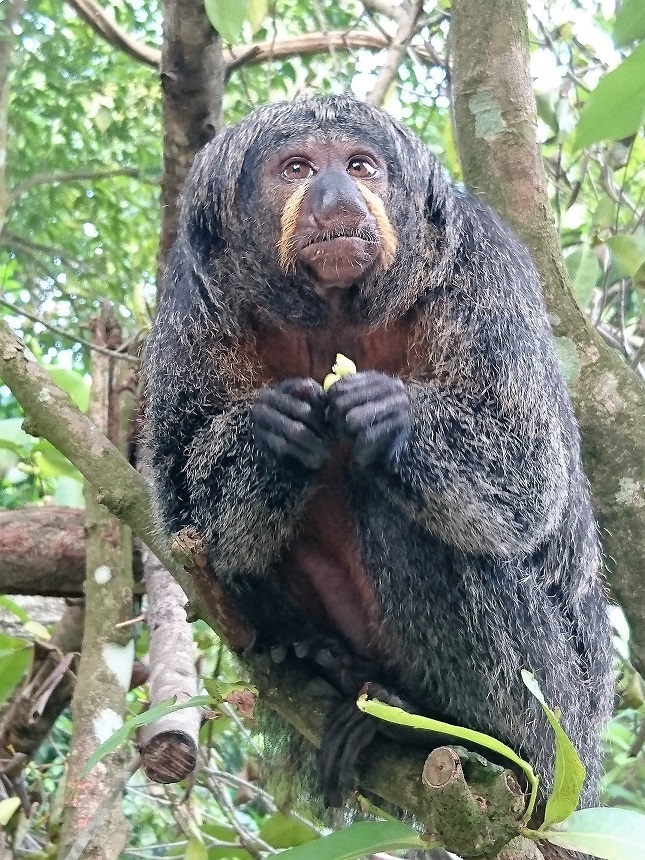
{"left": 251, "top": 378, "right": 329, "bottom": 470}
{"left": 327, "top": 371, "right": 410, "bottom": 467}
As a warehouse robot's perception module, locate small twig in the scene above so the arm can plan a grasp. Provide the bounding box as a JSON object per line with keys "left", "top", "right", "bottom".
{"left": 0, "top": 298, "right": 141, "bottom": 364}
{"left": 366, "top": 0, "right": 424, "bottom": 106}
{"left": 8, "top": 167, "right": 155, "bottom": 204}
{"left": 362, "top": 0, "right": 409, "bottom": 25}
{"left": 114, "top": 614, "right": 146, "bottom": 629}
{"left": 205, "top": 766, "right": 278, "bottom": 857}
{"left": 1, "top": 232, "right": 86, "bottom": 270}
{"left": 65, "top": 0, "right": 159, "bottom": 67}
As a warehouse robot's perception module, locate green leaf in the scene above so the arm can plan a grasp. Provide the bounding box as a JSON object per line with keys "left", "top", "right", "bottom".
{"left": 0, "top": 596, "right": 29, "bottom": 623}
{"left": 81, "top": 695, "right": 212, "bottom": 776}
{"left": 273, "top": 821, "right": 425, "bottom": 860}
{"left": 204, "top": 0, "right": 249, "bottom": 43}
{"left": 614, "top": 0, "right": 645, "bottom": 46}
{"left": 203, "top": 822, "right": 252, "bottom": 860}
{"left": 33, "top": 440, "right": 82, "bottom": 480}
{"left": 259, "top": 812, "right": 319, "bottom": 849}
{"left": 23, "top": 620, "right": 51, "bottom": 641}
{"left": 540, "top": 807, "right": 645, "bottom": 859}
{"left": 0, "top": 638, "right": 33, "bottom": 707}
{"left": 52, "top": 475, "right": 85, "bottom": 508}
{"left": 46, "top": 367, "right": 90, "bottom": 412}
{"left": 357, "top": 695, "right": 538, "bottom": 820}
{"left": 565, "top": 245, "right": 600, "bottom": 310}
{"left": 521, "top": 671, "right": 585, "bottom": 827}
{"left": 0, "top": 418, "right": 35, "bottom": 448}
{"left": 185, "top": 836, "right": 208, "bottom": 860}
{"left": 247, "top": 0, "right": 268, "bottom": 33}
{"left": 606, "top": 233, "right": 645, "bottom": 278}
{"left": 0, "top": 797, "right": 21, "bottom": 826}
{"left": 574, "top": 42, "right": 645, "bottom": 149}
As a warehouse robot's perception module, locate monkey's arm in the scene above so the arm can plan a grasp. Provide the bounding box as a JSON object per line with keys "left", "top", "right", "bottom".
{"left": 330, "top": 197, "right": 572, "bottom": 558}
{"left": 185, "top": 391, "right": 325, "bottom": 572}
{"left": 145, "top": 299, "right": 324, "bottom": 574}
{"left": 389, "top": 386, "right": 569, "bottom": 557}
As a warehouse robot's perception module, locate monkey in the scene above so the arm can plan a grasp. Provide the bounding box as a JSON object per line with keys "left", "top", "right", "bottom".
{"left": 143, "top": 95, "right": 613, "bottom": 846}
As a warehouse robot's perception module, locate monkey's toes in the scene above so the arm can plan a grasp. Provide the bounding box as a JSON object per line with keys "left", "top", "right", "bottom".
{"left": 320, "top": 699, "right": 377, "bottom": 808}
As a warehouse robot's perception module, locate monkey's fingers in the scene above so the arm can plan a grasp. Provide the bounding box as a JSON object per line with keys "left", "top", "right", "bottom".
{"left": 254, "top": 389, "right": 325, "bottom": 434}
{"left": 352, "top": 415, "right": 410, "bottom": 467}
{"left": 328, "top": 371, "right": 406, "bottom": 410}
{"left": 253, "top": 426, "right": 329, "bottom": 470}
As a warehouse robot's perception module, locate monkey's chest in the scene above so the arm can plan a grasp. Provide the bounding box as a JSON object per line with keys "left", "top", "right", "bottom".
{"left": 252, "top": 313, "right": 416, "bottom": 656}
{"left": 249, "top": 315, "right": 416, "bottom": 383}
{"left": 279, "top": 449, "right": 382, "bottom": 658}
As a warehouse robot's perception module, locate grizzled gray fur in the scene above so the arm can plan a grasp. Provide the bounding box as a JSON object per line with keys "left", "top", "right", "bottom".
{"left": 144, "top": 95, "right": 613, "bottom": 832}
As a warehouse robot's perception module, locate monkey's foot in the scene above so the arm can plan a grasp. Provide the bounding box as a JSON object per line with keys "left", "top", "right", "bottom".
{"left": 320, "top": 683, "right": 404, "bottom": 808}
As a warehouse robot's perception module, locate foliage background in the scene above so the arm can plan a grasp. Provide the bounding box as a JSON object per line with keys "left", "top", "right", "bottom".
{"left": 1, "top": 0, "right": 645, "bottom": 855}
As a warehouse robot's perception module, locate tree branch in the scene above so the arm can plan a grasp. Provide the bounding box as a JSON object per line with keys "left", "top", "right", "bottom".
{"left": 225, "top": 30, "right": 441, "bottom": 76}
{"left": 451, "top": 0, "right": 645, "bottom": 671}
{"left": 61, "top": 6, "right": 442, "bottom": 83}
{"left": 0, "top": 507, "right": 86, "bottom": 596}
{"left": 367, "top": 0, "right": 424, "bottom": 105}
{"left": 65, "top": 0, "right": 159, "bottom": 68}
{"left": 8, "top": 167, "right": 157, "bottom": 204}
{"left": 0, "top": 298, "right": 141, "bottom": 364}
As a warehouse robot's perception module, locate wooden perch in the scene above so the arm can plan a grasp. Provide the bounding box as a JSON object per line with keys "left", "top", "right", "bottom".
{"left": 138, "top": 544, "right": 200, "bottom": 783}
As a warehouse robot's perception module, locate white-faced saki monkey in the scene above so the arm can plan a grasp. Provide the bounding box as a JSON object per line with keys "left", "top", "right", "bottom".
{"left": 144, "top": 95, "right": 612, "bottom": 847}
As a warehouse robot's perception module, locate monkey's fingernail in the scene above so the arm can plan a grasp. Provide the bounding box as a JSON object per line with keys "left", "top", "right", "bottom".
{"left": 315, "top": 648, "right": 335, "bottom": 669}
{"left": 294, "top": 639, "right": 311, "bottom": 658}
{"left": 271, "top": 644, "right": 288, "bottom": 663}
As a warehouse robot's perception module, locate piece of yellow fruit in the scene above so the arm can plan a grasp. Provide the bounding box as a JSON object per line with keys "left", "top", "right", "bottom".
{"left": 323, "top": 353, "right": 357, "bottom": 391}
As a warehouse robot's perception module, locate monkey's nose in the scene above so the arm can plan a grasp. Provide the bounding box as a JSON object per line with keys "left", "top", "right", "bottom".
{"left": 307, "top": 171, "right": 370, "bottom": 231}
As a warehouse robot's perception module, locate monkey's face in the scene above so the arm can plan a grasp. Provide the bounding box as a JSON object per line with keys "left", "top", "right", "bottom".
{"left": 261, "top": 140, "right": 397, "bottom": 289}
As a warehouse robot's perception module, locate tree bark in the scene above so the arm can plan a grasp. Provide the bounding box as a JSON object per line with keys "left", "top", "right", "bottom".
{"left": 451, "top": 0, "right": 645, "bottom": 668}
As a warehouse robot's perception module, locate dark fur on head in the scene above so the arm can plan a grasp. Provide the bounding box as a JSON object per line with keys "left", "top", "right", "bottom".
{"left": 144, "top": 95, "right": 613, "bottom": 856}
{"left": 177, "top": 96, "right": 455, "bottom": 329}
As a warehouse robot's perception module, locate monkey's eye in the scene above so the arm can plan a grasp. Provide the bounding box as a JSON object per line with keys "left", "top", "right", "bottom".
{"left": 347, "top": 158, "right": 378, "bottom": 179}
{"left": 281, "top": 159, "right": 316, "bottom": 181}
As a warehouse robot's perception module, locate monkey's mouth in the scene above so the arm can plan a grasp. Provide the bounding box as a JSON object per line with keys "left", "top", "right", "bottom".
{"left": 297, "top": 231, "right": 380, "bottom": 286}
{"left": 300, "top": 228, "right": 378, "bottom": 251}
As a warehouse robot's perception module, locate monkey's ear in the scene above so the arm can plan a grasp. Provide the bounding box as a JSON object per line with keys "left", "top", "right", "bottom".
{"left": 424, "top": 157, "right": 450, "bottom": 233}
{"left": 423, "top": 155, "right": 462, "bottom": 283}
{"left": 179, "top": 142, "right": 229, "bottom": 257}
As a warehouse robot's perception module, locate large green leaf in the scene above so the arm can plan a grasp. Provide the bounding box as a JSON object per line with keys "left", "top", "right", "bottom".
{"left": 521, "top": 671, "right": 585, "bottom": 828}
{"left": 0, "top": 798, "right": 21, "bottom": 826}
{"left": 565, "top": 244, "right": 600, "bottom": 310}
{"left": 606, "top": 233, "right": 645, "bottom": 278}
{"left": 46, "top": 367, "right": 90, "bottom": 412}
{"left": 574, "top": 41, "right": 645, "bottom": 149}
{"left": 358, "top": 695, "right": 539, "bottom": 819}
{"left": 272, "top": 821, "right": 425, "bottom": 860}
{"left": 258, "top": 812, "right": 319, "bottom": 849}
{"left": 614, "top": 0, "right": 645, "bottom": 46}
{"left": 0, "top": 634, "right": 33, "bottom": 707}
{"left": 540, "top": 807, "right": 645, "bottom": 859}
{"left": 204, "top": 0, "right": 249, "bottom": 42}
